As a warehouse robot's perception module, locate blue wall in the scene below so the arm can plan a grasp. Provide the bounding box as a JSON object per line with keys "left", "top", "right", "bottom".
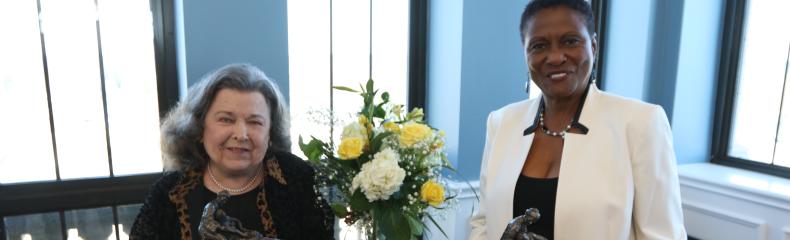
{"left": 428, "top": 0, "right": 529, "bottom": 179}
{"left": 603, "top": 0, "right": 721, "bottom": 165}
{"left": 602, "top": 0, "right": 654, "bottom": 100}
{"left": 182, "top": 0, "right": 289, "bottom": 100}
{"left": 427, "top": 0, "right": 464, "bottom": 175}
{"left": 671, "top": 0, "right": 722, "bottom": 164}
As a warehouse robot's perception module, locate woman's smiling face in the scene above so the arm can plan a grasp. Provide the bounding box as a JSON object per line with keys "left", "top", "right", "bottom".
{"left": 202, "top": 88, "right": 271, "bottom": 173}
{"left": 524, "top": 6, "right": 596, "bottom": 99}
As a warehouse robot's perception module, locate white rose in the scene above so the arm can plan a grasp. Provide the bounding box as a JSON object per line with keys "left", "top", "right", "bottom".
{"left": 351, "top": 148, "right": 405, "bottom": 201}
{"left": 342, "top": 122, "right": 368, "bottom": 140}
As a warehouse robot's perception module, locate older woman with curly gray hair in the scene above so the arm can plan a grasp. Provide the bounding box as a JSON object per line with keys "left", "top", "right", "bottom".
{"left": 131, "top": 63, "right": 334, "bottom": 240}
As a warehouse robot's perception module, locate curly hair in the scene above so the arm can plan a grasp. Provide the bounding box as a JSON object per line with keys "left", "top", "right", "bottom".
{"left": 519, "top": 0, "right": 595, "bottom": 44}
{"left": 160, "top": 63, "right": 291, "bottom": 171}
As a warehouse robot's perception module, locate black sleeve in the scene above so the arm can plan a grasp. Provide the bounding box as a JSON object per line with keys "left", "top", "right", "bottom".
{"left": 129, "top": 172, "right": 181, "bottom": 240}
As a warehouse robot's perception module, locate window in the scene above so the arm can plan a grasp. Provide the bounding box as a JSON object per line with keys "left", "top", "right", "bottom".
{"left": 714, "top": 0, "right": 790, "bottom": 178}
{"left": 287, "top": 0, "right": 424, "bottom": 238}
{"left": 0, "top": 0, "right": 177, "bottom": 238}
{"left": 287, "top": 0, "right": 413, "bottom": 152}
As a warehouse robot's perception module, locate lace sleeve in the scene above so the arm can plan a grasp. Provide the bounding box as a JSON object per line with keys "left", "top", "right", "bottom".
{"left": 129, "top": 172, "right": 180, "bottom": 240}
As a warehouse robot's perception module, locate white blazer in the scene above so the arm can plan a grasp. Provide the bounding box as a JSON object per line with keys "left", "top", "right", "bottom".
{"left": 468, "top": 85, "right": 686, "bottom": 240}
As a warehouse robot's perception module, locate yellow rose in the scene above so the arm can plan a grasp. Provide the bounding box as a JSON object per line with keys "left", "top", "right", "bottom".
{"left": 383, "top": 121, "right": 400, "bottom": 132}
{"left": 399, "top": 122, "right": 432, "bottom": 147}
{"left": 358, "top": 115, "right": 368, "bottom": 125}
{"left": 338, "top": 137, "right": 365, "bottom": 160}
{"left": 420, "top": 180, "right": 445, "bottom": 207}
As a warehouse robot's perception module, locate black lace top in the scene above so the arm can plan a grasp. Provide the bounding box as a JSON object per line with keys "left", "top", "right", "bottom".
{"left": 129, "top": 151, "right": 334, "bottom": 240}
{"left": 513, "top": 175, "right": 558, "bottom": 240}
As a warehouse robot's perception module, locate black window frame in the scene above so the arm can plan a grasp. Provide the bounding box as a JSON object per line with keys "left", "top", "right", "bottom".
{"left": 0, "top": 0, "right": 180, "bottom": 238}
{"left": 711, "top": 0, "right": 790, "bottom": 179}
{"left": 591, "top": 0, "right": 609, "bottom": 90}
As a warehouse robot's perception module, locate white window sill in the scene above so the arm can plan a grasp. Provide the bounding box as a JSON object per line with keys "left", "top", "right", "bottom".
{"left": 678, "top": 163, "right": 790, "bottom": 210}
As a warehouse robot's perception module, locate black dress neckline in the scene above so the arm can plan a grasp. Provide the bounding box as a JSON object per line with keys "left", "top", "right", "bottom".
{"left": 513, "top": 174, "right": 559, "bottom": 240}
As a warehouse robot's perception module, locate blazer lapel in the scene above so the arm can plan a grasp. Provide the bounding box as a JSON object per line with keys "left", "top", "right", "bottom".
{"left": 488, "top": 99, "right": 539, "bottom": 236}
{"left": 554, "top": 85, "right": 603, "bottom": 239}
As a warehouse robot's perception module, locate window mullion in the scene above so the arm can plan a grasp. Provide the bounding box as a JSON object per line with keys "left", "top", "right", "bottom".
{"left": 407, "top": 0, "right": 427, "bottom": 111}
{"left": 58, "top": 211, "right": 67, "bottom": 240}
{"left": 772, "top": 44, "right": 790, "bottom": 165}
{"left": 36, "top": 0, "right": 61, "bottom": 181}
{"left": 111, "top": 206, "right": 121, "bottom": 240}
{"left": 92, "top": 0, "right": 114, "bottom": 177}
{"left": 329, "top": 0, "right": 335, "bottom": 147}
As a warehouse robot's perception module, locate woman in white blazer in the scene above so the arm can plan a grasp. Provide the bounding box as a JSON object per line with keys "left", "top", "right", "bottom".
{"left": 468, "top": 0, "right": 687, "bottom": 239}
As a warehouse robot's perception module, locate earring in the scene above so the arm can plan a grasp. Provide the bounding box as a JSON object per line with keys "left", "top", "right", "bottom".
{"left": 525, "top": 78, "right": 531, "bottom": 94}
{"left": 589, "top": 69, "right": 598, "bottom": 85}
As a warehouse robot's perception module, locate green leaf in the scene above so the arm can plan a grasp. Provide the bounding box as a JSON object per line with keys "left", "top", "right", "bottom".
{"left": 332, "top": 86, "right": 358, "bottom": 92}
{"left": 299, "top": 136, "right": 326, "bottom": 162}
{"left": 366, "top": 78, "right": 374, "bottom": 94}
{"left": 381, "top": 91, "right": 390, "bottom": 102}
{"left": 379, "top": 207, "right": 410, "bottom": 240}
{"left": 426, "top": 214, "right": 449, "bottom": 239}
{"left": 349, "top": 190, "right": 372, "bottom": 212}
{"left": 330, "top": 203, "right": 349, "bottom": 217}
{"left": 441, "top": 155, "right": 456, "bottom": 171}
{"left": 451, "top": 169, "right": 481, "bottom": 202}
{"left": 369, "top": 132, "right": 394, "bottom": 153}
{"left": 405, "top": 213, "right": 424, "bottom": 236}
{"left": 309, "top": 150, "right": 323, "bottom": 163}
{"left": 332, "top": 157, "right": 357, "bottom": 172}
{"left": 373, "top": 106, "right": 387, "bottom": 119}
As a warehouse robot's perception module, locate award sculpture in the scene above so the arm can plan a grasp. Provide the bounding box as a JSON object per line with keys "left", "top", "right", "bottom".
{"left": 198, "top": 191, "right": 278, "bottom": 240}
{"left": 500, "top": 208, "right": 548, "bottom": 240}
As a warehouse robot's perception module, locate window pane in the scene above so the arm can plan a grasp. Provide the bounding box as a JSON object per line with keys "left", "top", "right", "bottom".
{"left": 40, "top": 0, "right": 110, "bottom": 179}
{"left": 287, "top": 0, "right": 332, "bottom": 156}
{"left": 332, "top": 0, "right": 372, "bottom": 143}
{"left": 116, "top": 204, "right": 142, "bottom": 239}
{"left": 97, "top": 0, "right": 163, "bottom": 176}
{"left": 371, "top": 0, "right": 409, "bottom": 106}
{"left": 0, "top": 0, "right": 58, "bottom": 183}
{"left": 4, "top": 212, "right": 62, "bottom": 240}
{"left": 728, "top": 0, "right": 790, "bottom": 163}
{"left": 63, "top": 207, "right": 114, "bottom": 240}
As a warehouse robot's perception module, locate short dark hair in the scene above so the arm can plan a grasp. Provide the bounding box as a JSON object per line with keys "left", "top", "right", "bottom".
{"left": 160, "top": 63, "right": 291, "bottom": 171}
{"left": 519, "top": 0, "right": 595, "bottom": 44}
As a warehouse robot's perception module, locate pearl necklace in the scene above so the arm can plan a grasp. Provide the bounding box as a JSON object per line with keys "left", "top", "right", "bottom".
{"left": 208, "top": 166, "right": 261, "bottom": 194}
{"left": 539, "top": 110, "right": 573, "bottom": 139}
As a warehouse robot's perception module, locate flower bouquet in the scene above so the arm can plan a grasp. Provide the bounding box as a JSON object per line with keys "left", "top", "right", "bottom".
{"left": 299, "top": 79, "right": 455, "bottom": 240}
